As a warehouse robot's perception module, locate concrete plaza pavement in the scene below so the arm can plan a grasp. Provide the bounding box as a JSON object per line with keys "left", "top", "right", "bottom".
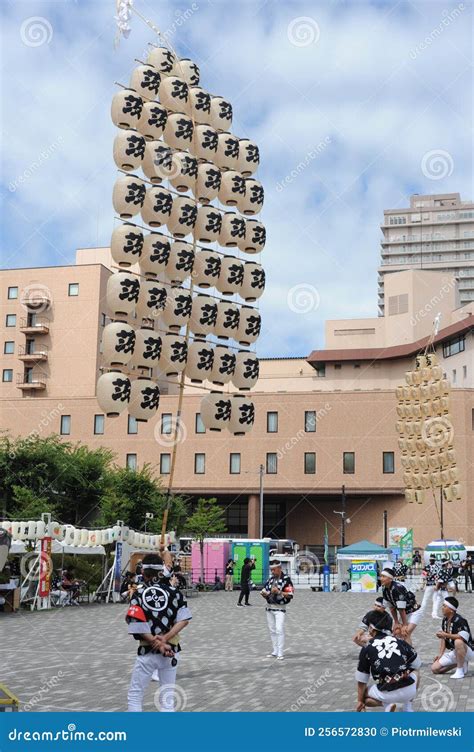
{"left": 1, "top": 589, "right": 473, "bottom": 712}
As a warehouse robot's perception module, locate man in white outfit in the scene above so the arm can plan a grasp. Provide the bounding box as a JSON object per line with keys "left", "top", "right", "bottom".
{"left": 420, "top": 555, "right": 441, "bottom": 618}
{"left": 261, "top": 560, "right": 294, "bottom": 661}
{"left": 431, "top": 596, "right": 474, "bottom": 679}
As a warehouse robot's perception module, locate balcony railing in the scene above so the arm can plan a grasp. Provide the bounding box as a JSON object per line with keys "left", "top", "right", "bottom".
{"left": 16, "top": 375, "right": 46, "bottom": 390}
{"left": 18, "top": 344, "right": 49, "bottom": 361}
{"left": 19, "top": 318, "right": 50, "bottom": 334}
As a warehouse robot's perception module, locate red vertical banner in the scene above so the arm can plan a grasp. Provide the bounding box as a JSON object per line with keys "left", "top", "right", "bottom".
{"left": 39, "top": 537, "right": 52, "bottom": 597}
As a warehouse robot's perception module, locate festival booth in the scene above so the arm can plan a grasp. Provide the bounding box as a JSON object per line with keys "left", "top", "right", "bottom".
{"left": 423, "top": 539, "right": 466, "bottom": 565}
{"left": 336, "top": 540, "right": 392, "bottom": 592}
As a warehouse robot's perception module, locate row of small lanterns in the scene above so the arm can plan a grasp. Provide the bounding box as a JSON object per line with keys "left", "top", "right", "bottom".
{"left": 97, "top": 44, "right": 263, "bottom": 433}
{"left": 395, "top": 352, "right": 461, "bottom": 504}
{"left": 1, "top": 519, "right": 175, "bottom": 549}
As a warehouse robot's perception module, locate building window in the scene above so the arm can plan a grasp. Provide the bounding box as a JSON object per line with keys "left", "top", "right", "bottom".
{"left": 452, "top": 369, "right": 456, "bottom": 384}
{"left": 194, "top": 453, "right": 205, "bottom": 474}
{"left": 315, "top": 364, "right": 326, "bottom": 377}
{"left": 195, "top": 413, "right": 205, "bottom": 434}
{"left": 101, "top": 313, "right": 106, "bottom": 326}
{"left": 68, "top": 283, "right": 79, "bottom": 297}
{"left": 443, "top": 334, "right": 465, "bottom": 358}
{"left": 128, "top": 415, "right": 138, "bottom": 435}
{"left": 304, "top": 452, "right": 316, "bottom": 474}
{"left": 463, "top": 365, "right": 467, "bottom": 380}
{"left": 94, "top": 414, "right": 104, "bottom": 435}
{"left": 267, "top": 411, "right": 278, "bottom": 433}
{"left": 7, "top": 287, "right": 18, "bottom": 300}
{"left": 305, "top": 410, "right": 316, "bottom": 432}
{"left": 343, "top": 452, "right": 355, "bottom": 474}
{"left": 383, "top": 451, "right": 395, "bottom": 474}
{"left": 2, "top": 369, "right": 13, "bottom": 383}
{"left": 60, "top": 415, "right": 71, "bottom": 435}
{"left": 126, "top": 453, "right": 137, "bottom": 470}
{"left": 161, "top": 413, "right": 172, "bottom": 434}
{"left": 4, "top": 341, "right": 14, "bottom": 354}
{"left": 160, "top": 453, "right": 171, "bottom": 474}
{"left": 230, "top": 453, "right": 241, "bottom": 474}
{"left": 266, "top": 453, "right": 277, "bottom": 474}
{"left": 5, "top": 314, "right": 16, "bottom": 327}
{"left": 334, "top": 363, "right": 342, "bottom": 370}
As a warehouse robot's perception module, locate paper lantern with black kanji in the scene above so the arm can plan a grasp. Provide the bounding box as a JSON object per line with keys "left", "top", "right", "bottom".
{"left": 215, "top": 300, "right": 240, "bottom": 340}
{"left": 241, "top": 261, "right": 265, "bottom": 301}
{"left": 210, "top": 344, "right": 235, "bottom": 386}
{"left": 195, "top": 161, "right": 221, "bottom": 204}
{"left": 209, "top": 96, "right": 233, "bottom": 132}
{"left": 128, "top": 378, "right": 160, "bottom": 422}
{"left": 142, "top": 142, "right": 174, "bottom": 183}
{"left": 113, "top": 176, "right": 146, "bottom": 219}
{"left": 163, "top": 113, "right": 194, "bottom": 151}
{"left": 215, "top": 132, "right": 240, "bottom": 170}
{"left": 113, "top": 131, "right": 146, "bottom": 171}
{"left": 162, "top": 287, "right": 192, "bottom": 331}
{"left": 130, "top": 64, "right": 161, "bottom": 99}
{"left": 193, "top": 206, "right": 222, "bottom": 243}
{"left": 159, "top": 76, "right": 190, "bottom": 114}
{"left": 106, "top": 272, "right": 140, "bottom": 318}
{"left": 240, "top": 218, "right": 266, "bottom": 253}
{"left": 169, "top": 152, "right": 198, "bottom": 193}
{"left": 237, "top": 138, "right": 260, "bottom": 176}
{"left": 111, "top": 223, "right": 144, "bottom": 267}
{"left": 176, "top": 58, "right": 200, "bottom": 86}
{"left": 188, "top": 86, "right": 211, "bottom": 123}
{"left": 186, "top": 340, "right": 214, "bottom": 383}
{"left": 137, "top": 101, "right": 168, "bottom": 141}
{"left": 147, "top": 46, "right": 175, "bottom": 74}
{"left": 200, "top": 392, "right": 232, "bottom": 431}
{"left": 130, "top": 328, "right": 162, "bottom": 371}
{"left": 136, "top": 279, "right": 167, "bottom": 321}
{"left": 159, "top": 333, "right": 188, "bottom": 376}
{"left": 193, "top": 249, "right": 222, "bottom": 288}
{"left": 232, "top": 351, "right": 259, "bottom": 391}
{"left": 140, "top": 233, "right": 170, "bottom": 278}
{"left": 167, "top": 241, "right": 195, "bottom": 283}
{"left": 191, "top": 124, "right": 218, "bottom": 161}
{"left": 228, "top": 394, "right": 255, "bottom": 435}
{"left": 216, "top": 256, "right": 244, "bottom": 296}
{"left": 219, "top": 212, "right": 246, "bottom": 248}
{"left": 237, "top": 306, "right": 261, "bottom": 346}
{"left": 102, "top": 322, "right": 136, "bottom": 367}
{"left": 167, "top": 196, "right": 197, "bottom": 238}
{"left": 96, "top": 371, "right": 131, "bottom": 417}
{"left": 190, "top": 294, "right": 217, "bottom": 337}
{"left": 111, "top": 89, "right": 143, "bottom": 129}
{"left": 219, "top": 170, "right": 245, "bottom": 207}
{"left": 238, "top": 178, "right": 264, "bottom": 216}
{"left": 142, "top": 186, "right": 174, "bottom": 227}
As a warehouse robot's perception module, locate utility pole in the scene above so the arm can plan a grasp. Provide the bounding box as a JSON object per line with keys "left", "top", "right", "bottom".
{"left": 333, "top": 485, "right": 347, "bottom": 547}
{"left": 383, "top": 510, "right": 388, "bottom": 548}
{"left": 440, "top": 487, "right": 444, "bottom": 540}
{"left": 259, "top": 463, "right": 264, "bottom": 539}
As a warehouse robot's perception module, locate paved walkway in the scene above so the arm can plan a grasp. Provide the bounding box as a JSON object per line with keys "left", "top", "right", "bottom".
{"left": 1, "top": 590, "right": 473, "bottom": 712}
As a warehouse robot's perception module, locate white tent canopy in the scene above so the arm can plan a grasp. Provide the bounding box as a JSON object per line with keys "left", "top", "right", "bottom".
{"left": 9, "top": 540, "right": 106, "bottom": 556}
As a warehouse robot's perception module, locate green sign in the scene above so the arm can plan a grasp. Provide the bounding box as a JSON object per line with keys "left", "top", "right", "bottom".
{"left": 399, "top": 529, "right": 414, "bottom": 565}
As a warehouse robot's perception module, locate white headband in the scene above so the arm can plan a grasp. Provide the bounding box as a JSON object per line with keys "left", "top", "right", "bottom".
{"left": 144, "top": 564, "right": 164, "bottom": 571}
{"left": 381, "top": 570, "right": 394, "bottom": 578}
{"left": 369, "top": 623, "right": 392, "bottom": 635}
{"left": 443, "top": 600, "right": 457, "bottom": 611}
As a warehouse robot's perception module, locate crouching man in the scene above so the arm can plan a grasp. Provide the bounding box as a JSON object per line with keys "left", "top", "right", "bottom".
{"left": 431, "top": 596, "right": 473, "bottom": 680}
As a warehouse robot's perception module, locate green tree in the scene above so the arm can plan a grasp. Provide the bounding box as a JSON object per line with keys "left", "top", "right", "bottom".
{"left": 185, "top": 497, "right": 227, "bottom": 584}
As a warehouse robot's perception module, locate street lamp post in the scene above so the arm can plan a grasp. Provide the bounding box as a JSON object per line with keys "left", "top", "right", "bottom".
{"left": 259, "top": 463, "right": 264, "bottom": 539}
{"left": 333, "top": 485, "right": 348, "bottom": 547}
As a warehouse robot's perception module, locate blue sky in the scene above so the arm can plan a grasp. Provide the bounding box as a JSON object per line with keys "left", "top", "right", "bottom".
{"left": 1, "top": 0, "right": 472, "bottom": 356}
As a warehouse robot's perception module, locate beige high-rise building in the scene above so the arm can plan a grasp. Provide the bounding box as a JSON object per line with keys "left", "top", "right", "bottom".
{"left": 378, "top": 193, "right": 474, "bottom": 315}
{"left": 1, "top": 249, "right": 473, "bottom": 550}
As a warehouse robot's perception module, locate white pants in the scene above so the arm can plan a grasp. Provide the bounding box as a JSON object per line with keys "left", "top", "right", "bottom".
{"left": 266, "top": 610, "right": 285, "bottom": 657}
{"left": 439, "top": 645, "right": 474, "bottom": 667}
{"left": 432, "top": 589, "right": 446, "bottom": 618}
{"left": 420, "top": 585, "right": 437, "bottom": 617}
{"left": 368, "top": 672, "right": 417, "bottom": 710}
{"left": 128, "top": 652, "right": 178, "bottom": 712}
